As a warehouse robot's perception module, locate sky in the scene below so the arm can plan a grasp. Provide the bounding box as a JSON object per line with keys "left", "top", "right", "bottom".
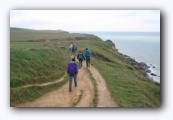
{"left": 10, "top": 10, "right": 160, "bottom": 32}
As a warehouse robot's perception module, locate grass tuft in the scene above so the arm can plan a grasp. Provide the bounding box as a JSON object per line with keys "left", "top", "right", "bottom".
{"left": 86, "top": 68, "right": 98, "bottom": 107}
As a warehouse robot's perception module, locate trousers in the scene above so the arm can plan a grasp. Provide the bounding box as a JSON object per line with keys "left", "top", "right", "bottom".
{"left": 86, "top": 58, "right": 90, "bottom": 68}
{"left": 69, "top": 74, "right": 77, "bottom": 91}
{"left": 78, "top": 60, "right": 83, "bottom": 68}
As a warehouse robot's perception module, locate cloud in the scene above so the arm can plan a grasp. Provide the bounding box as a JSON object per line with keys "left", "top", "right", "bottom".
{"left": 10, "top": 10, "right": 160, "bottom": 32}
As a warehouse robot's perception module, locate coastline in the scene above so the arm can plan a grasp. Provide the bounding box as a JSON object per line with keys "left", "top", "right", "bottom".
{"left": 119, "top": 52, "right": 160, "bottom": 83}
{"left": 106, "top": 39, "right": 160, "bottom": 84}
{"left": 79, "top": 32, "right": 160, "bottom": 83}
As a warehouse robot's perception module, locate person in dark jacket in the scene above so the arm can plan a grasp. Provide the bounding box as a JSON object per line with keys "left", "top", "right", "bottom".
{"left": 84, "top": 48, "right": 92, "bottom": 68}
{"left": 77, "top": 50, "right": 85, "bottom": 69}
{"left": 67, "top": 57, "right": 78, "bottom": 92}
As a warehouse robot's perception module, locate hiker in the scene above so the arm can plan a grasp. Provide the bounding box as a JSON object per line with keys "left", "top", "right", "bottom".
{"left": 77, "top": 50, "right": 85, "bottom": 68}
{"left": 84, "top": 48, "right": 92, "bottom": 68}
{"left": 69, "top": 42, "right": 73, "bottom": 56}
{"left": 71, "top": 44, "right": 77, "bottom": 57}
{"left": 67, "top": 57, "right": 78, "bottom": 92}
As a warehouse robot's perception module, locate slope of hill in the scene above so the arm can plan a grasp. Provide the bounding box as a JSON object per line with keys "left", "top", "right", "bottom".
{"left": 10, "top": 27, "right": 101, "bottom": 42}
{"left": 10, "top": 28, "right": 160, "bottom": 107}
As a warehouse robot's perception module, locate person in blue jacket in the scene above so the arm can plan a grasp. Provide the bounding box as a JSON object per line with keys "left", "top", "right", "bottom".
{"left": 67, "top": 57, "right": 78, "bottom": 92}
{"left": 84, "top": 48, "right": 92, "bottom": 68}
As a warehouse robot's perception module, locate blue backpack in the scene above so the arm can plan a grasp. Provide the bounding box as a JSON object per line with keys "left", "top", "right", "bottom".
{"left": 85, "top": 51, "right": 90, "bottom": 58}
{"left": 72, "top": 45, "right": 77, "bottom": 52}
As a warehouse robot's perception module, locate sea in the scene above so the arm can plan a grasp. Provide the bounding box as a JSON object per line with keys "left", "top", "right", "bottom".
{"left": 71, "top": 31, "right": 160, "bottom": 83}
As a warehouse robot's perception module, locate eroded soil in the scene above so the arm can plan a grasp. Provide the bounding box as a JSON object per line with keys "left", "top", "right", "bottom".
{"left": 17, "top": 62, "right": 117, "bottom": 107}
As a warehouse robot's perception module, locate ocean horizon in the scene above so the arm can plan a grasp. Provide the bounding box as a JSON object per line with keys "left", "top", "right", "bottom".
{"left": 71, "top": 31, "right": 160, "bottom": 83}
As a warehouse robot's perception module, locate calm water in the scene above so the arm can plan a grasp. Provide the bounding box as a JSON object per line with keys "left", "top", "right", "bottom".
{"left": 72, "top": 31, "right": 160, "bottom": 83}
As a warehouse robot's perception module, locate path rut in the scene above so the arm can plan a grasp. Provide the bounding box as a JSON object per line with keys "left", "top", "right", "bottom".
{"left": 16, "top": 62, "right": 117, "bottom": 107}
{"left": 89, "top": 65, "right": 117, "bottom": 107}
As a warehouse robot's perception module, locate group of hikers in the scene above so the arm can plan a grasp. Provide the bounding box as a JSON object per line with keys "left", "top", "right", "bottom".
{"left": 67, "top": 42, "right": 92, "bottom": 92}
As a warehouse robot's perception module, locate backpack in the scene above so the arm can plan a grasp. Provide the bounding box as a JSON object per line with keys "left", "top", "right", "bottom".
{"left": 72, "top": 45, "right": 76, "bottom": 52}
{"left": 68, "top": 63, "right": 76, "bottom": 76}
{"left": 78, "top": 53, "right": 83, "bottom": 60}
{"left": 85, "top": 51, "right": 90, "bottom": 58}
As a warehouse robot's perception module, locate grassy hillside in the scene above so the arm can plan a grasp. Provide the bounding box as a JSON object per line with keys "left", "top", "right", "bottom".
{"left": 10, "top": 28, "right": 160, "bottom": 107}
{"left": 10, "top": 47, "right": 68, "bottom": 88}
{"left": 75, "top": 40, "right": 160, "bottom": 107}
{"left": 10, "top": 27, "right": 101, "bottom": 42}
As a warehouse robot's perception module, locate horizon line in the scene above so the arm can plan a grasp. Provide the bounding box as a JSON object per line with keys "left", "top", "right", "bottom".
{"left": 10, "top": 27, "right": 160, "bottom": 33}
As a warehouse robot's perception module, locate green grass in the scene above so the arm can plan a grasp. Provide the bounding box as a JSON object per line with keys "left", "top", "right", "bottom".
{"left": 10, "top": 27, "right": 160, "bottom": 107}
{"left": 72, "top": 90, "right": 83, "bottom": 107}
{"left": 10, "top": 27, "right": 99, "bottom": 42}
{"left": 10, "top": 46, "right": 69, "bottom": 88}
{"left": 10, "top": 28, "right": 99, "bottom": 106}
{"left": 10, "top": 42, "right": 45, "bottom": 50}
{"left": 10, "top": 75, "right": 69, "bottom": 107}
{"left": 74, "top": 39, "right": 160, "bottom": 107}
{"left": 91, "top": 58, "right": 160, "bottom": 107}
{"left": 86, "top": 68, "right": 98, "bottom": 107}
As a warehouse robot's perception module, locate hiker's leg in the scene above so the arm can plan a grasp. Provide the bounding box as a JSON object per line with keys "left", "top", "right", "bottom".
{"left": 87, "top": 59, "right": 89, "bottom": 67}
{"left": 69, "top": 76, "right": 72, "bottom": 91}
{"left": 70, "top": 49, "right": 72, "bottom": 56}
{"left": 71, "top": 51, "right": 74, "bottom": 56}
{"left": 79, "top": 60, "right": 82, "bottom": 68}
{"left": 86, "top": 59, "right": 89, "bottom": 67}
{"left": 88, "top": 58, "right": 90, "bottom": 68}
{"left": 78, "top": 60, "right": 80, "bottom": 68}
{"left": 71, "top": 52, "right": 73, "bottom": 57}
{"left": 74, "top": 74, "right": 77, "bottom": 87}
{"left": 81, "top": 60, "right": 83, "bottom": 67}
{"left": 78, "top": 61, "right": 80, "bottom": 68}
{"left": 73, "top": 52, "right": 75, "bottom": 57}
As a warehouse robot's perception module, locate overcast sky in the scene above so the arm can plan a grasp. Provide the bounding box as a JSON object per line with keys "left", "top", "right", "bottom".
{"left": 10, "top": 10, "right": 160, "bottom": 32}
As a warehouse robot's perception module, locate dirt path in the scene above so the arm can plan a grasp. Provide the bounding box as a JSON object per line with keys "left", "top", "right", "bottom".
{"left": 17, "top": 64, "right": 94, "bottom": 107}
{"left": 89, "top": 65, "right": 118, "bottom": 107}
{"left": 11, "top": 75, "right": 66, "bottom": 90}
{"left": 17, "top": 62, "right": 117, "bottom": 107}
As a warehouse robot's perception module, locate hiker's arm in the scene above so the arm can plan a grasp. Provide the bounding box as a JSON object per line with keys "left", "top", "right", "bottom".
{"left": 82, "top": 54, "right": 85, "bottom": 60}
{"left": 83, "top": 51, "right": 86, "bottom": 57}
{"left": 67, "top": 65, "right": 70, "bottom": 74}
{"left": 75, "top": 65, "right": 78, "bottom": 74}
